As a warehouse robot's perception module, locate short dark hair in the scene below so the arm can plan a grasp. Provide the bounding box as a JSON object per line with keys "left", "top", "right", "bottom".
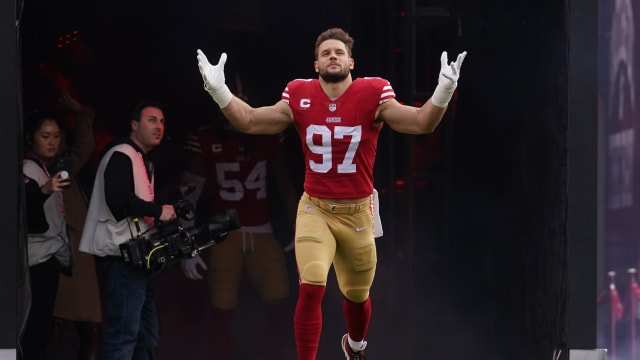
{"left": 130, "top": 101, "right": 165, "bottom": 122}
{"left": 314, "top": 28, "right": 354, "bottom": 59}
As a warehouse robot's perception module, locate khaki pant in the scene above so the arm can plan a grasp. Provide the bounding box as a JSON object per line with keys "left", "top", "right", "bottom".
{"left": 207, "top": 230, "right": 289, "bottom": 309}
{"left": 295, "top": 192, "right": 377, "bottom": 302}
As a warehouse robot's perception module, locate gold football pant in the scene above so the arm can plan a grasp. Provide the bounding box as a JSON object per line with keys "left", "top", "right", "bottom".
{"left": 295, "top": 192, "right": 377, "bottom": 302}
{"left": 207, "top": 230, "right": 289, "bottom": 309}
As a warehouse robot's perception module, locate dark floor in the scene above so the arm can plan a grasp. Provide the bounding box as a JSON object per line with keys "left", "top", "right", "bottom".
{"left": 44, "top": 250, "right": 368, "bottom": 360}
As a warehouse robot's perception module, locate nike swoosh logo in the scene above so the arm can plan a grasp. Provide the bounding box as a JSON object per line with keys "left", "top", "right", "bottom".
{"left": 356, "top": 226, "right": 366, "bottom": 232}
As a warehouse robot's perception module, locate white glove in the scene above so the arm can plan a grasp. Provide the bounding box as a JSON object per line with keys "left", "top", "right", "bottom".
{"left": 181, "top": 255, "right": 208, "bottom": 280}
{"left": 431, "top": 51, "right": 467, "bottom": 107}
{"left": 196, "top": 49, "right": 233, "bottom": 108}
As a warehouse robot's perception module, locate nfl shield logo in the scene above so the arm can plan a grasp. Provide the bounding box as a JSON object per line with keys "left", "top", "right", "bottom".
{"left": 329, "top": 103, "right": 337, "bottom": 112}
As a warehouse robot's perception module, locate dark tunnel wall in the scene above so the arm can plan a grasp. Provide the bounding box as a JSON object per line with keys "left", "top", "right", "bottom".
{"left": 1, "top": 0, "right": 21, "bottom": 352}
{"left": 6, "top": 0, "right": 599, "bottom": 359}
{"left": 427, "top": 1, "right": 570, "bottom": 359}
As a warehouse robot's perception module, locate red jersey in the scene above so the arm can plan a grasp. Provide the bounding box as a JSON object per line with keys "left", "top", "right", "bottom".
{"left": 185, "top": 126, "right": 282, "bottom": 226}
{"left": 282, "top": 77, "right": 395, "bottom": 198}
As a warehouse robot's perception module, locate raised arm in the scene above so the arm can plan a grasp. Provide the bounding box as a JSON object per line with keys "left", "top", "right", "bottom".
{"left": 378, "top": 51, "right": 467, "bottom": 135}
{"left": 58, "top": 90, "right": 95, "bottom": 174}
{"left": 196, "top": 50, "right": 293, "bottom": 135}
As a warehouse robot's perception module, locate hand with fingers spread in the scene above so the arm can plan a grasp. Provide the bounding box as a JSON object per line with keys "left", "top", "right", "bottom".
{"left": 431, "top": 51, "right": 467, "bottom": 107}
{"left": 196, "top": 49, "right": 233, "bottom": 108}
{"left": 181, "top": 255, "right": 208, "bottom": 280}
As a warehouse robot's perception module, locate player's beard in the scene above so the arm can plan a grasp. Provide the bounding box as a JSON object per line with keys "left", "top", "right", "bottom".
{"left": 319, "top": 66, "right": 350, "bottom": 83}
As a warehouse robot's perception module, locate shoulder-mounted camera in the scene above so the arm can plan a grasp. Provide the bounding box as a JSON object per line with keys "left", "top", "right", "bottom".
{"left": 119, "top": 190, "right": 240, "bottom": 273}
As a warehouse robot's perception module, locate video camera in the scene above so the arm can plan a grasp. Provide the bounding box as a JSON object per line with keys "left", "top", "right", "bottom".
{"left": 119, "top": 185, "right": 241, "bottom": 273}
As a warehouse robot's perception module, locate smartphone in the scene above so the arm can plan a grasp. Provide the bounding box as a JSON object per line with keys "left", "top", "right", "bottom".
{"left": 54, "top": 156, "right": 72, "bottom": 174}
{"left": 54, "top": 156, "right": 72, "bottom": 189}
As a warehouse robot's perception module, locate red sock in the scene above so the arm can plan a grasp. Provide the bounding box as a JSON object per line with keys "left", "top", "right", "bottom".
{"left": 294, "top": 283, "right": 326, "bottom": 360}
{"left": 343, "top": 296, "right": 371, "bottom": 342}
{"left": 208, "top": 308, "right": 235, "bottom": 360}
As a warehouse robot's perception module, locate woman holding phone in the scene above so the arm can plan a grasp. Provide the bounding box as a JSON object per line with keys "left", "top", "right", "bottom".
{"left": 20, "top": 111, "right": 73, "bottom": 360}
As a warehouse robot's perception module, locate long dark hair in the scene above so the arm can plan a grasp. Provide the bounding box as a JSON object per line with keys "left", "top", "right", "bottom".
{"left": 23, "top": 111, "right": 65, "bottom": 153}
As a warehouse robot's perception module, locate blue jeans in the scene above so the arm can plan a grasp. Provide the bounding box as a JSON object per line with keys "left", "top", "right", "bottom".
{"left": 96, "top": 256, "right": 158, "bottom": 360}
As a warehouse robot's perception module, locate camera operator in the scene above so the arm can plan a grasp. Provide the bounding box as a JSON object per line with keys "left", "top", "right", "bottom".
{"left": 79, "top": 101, "right": 176, "bottom": 360}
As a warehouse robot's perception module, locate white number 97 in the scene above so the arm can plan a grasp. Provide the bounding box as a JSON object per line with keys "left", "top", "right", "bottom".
{"left": 306, "top": 125, "right": 361, "bottom": 174}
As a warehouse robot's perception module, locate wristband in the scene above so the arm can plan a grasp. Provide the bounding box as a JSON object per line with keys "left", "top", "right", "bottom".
{"left": 205, "top": 83, "right": 233, "bottom": 108}
{"left": 431, "top": 82, "right": 456, "bottom": 108}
